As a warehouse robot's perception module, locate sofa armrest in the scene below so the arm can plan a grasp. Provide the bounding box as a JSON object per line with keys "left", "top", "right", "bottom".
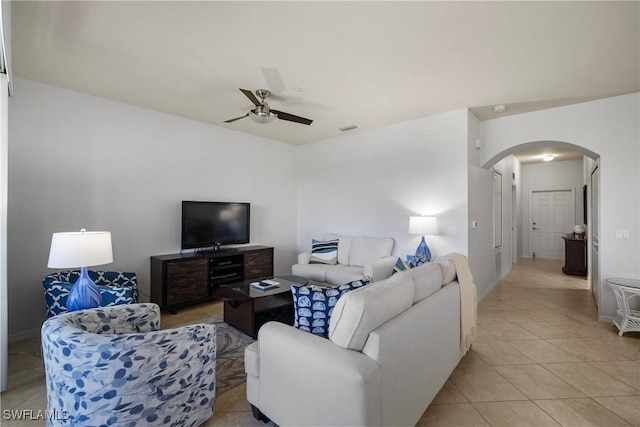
{"left": 298, "top": 252, "right": 311, "bottom": 264}
{"left": 364, "top": 256, "right": 398, "bottom": 282}
{"left": 248, "top": 322, "right": 381, "bottom": 426}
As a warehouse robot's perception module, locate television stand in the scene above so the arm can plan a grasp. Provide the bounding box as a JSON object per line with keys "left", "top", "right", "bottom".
{"left": 196, "top": 246, "right": 238, "bottom": 254}
{"left": 150, "top": 246, "right": 274, "bottom": 313}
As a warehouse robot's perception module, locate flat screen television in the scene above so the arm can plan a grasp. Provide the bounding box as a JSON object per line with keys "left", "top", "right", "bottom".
{"left": 181, "top": 201, "right": 250, "bottom": 251}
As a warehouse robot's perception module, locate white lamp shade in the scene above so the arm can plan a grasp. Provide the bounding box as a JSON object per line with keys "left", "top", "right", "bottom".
{"left": 47, "top": 230, "right": 113, "bottom": 268}
{"left": 409, "top": 216, "right": 438, "bottom": 235}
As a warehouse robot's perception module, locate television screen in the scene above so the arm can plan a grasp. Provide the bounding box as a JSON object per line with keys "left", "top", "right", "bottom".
{"left": 181, "top": 201, "right": 250, "bottom": 250}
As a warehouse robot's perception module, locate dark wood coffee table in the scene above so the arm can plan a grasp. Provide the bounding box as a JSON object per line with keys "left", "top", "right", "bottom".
{"left": 212, "top": 275, "right": 308, "bottom": 338}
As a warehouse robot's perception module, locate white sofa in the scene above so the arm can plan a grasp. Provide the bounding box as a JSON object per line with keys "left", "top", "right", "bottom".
{"left": 291, "top": 233, "right": 396, "bottom": 284}
{"left": 245, "top": 256, "right": 472, "bottom": 426}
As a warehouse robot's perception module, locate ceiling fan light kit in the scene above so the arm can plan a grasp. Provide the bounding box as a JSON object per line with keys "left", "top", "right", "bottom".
{"left": 224, "top": 88, "right": 313, "bottom": 126}
{"left": 249, "top": 107, "right": 276, "bottom": 124}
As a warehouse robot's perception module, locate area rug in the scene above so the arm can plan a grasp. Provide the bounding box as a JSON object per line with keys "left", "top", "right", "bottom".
{"left": 185, "top": 313, "right": 254, "bottom": 396}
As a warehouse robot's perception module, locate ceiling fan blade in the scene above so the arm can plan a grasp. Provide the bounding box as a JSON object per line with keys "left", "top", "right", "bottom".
{"left": 224, "top": 113, "right": 249, "bottom": 123}
{"left": 271, "top": 109, "right": 313, "bottom": 125}
{"left": 240, "top": 88, "right": 261, "bottom": 106}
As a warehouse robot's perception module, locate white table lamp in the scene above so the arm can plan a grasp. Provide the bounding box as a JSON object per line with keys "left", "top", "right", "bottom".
{"left": 47, "top": 229, "right": 113, "bottom": 312}
{"left": 409, "top": 216, "right": 438, "bottom": 262}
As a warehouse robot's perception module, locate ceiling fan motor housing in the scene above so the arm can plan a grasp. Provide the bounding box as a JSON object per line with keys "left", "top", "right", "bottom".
{"left": 250, "top": 104, "right": 276, "bottom": 123}
{"left": 225, "top": 88, "right": 312, "bottom": 125}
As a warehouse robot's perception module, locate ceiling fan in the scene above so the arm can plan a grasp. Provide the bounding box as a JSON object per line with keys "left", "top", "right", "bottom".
{"left": 224, "top": 89, "right": 313, "bottom": 125}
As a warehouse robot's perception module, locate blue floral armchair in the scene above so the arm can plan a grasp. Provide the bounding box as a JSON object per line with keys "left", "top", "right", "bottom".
{"left": 41, "top": 303, "right": 216, "bottom": 427}
{"left": 42, "top": 270, "right": 138, "bottom": 318}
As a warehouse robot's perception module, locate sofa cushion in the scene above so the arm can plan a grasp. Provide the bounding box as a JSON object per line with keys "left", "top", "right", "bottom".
{"left": 400, "top": 262, "right": 443, "bottom": 303}
{"left": 291, "top": 263, "right": 328, "bottom": 282}
{"left": 325, "top": 265, "right": 366, "bottom": 286}
{"left": 349, "top": 237, "right": 394, "bottom": 267}
{"left": 328, "top": 273, "right": 415, "bottom": 351}
{"left": 325, "top": 234, "right": 353, "bottom": 265}
{"left": 310, "top": 239, "right": 338, "bottom": 265}
{"left": 291, "top": 279, "right": 369, "bottom": 337}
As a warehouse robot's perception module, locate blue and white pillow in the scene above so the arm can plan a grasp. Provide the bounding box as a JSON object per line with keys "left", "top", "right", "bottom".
{"left": 291, "top": 278, "right": 370, "bottom": 337}
{"left": 393, "top": 257, "right": 408, "bottom": 274}
{"left": 310, "top": 239, "right": 339, "bottom": 265}
{"left": 408, "top": 253, "right": 429, "bottom": 268}
{"left": 43, "top": 282, "right": 138, "bottom": 318}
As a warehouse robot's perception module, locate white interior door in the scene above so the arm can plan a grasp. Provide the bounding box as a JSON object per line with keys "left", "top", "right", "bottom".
{"left": 531, "top": 190, "right": 574, "bottom": 260}
{"left": 590, "top": 165, "right": 600, "bottom": 306}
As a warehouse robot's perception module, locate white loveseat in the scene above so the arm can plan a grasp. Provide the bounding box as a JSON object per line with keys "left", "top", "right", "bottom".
{"left": 291, "top": 233, "right": 396, "bottom": 284}
{"left": 245, "top": 255, "right": 475, "bottom": 426}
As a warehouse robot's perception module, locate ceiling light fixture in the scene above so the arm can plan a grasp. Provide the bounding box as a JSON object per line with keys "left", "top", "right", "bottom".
{"left": 249, "top": 106, "right": 276, "bottom": 124}
{"left": 543, "top": 154, "right": 554, "bottom": 162}
{"left": 493, "top": 104, "right": 507, "bottom": 113}
{"left": 339, "top": 124, "right": 359, "bottom": 132}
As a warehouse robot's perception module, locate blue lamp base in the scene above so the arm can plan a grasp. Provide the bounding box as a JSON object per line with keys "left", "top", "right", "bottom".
{"left": 66, "top": 266, "right": 102, "bottom": 312}
{"left": 414, "top": 236, "right": 432, "bottom": 263}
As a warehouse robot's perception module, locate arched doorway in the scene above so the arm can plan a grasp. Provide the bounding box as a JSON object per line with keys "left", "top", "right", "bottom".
{"left": 477, "top": 140, "right": 600, "bottom": 306}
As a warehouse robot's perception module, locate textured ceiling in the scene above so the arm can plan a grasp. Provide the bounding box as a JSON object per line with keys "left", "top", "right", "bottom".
{"left": 11, "top": 1, "right": 640, "bottom": 151}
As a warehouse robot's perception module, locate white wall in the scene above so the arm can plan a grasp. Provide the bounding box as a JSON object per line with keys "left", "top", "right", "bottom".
{"left": 521, "top": 159, "right": 584, "bottom": 257}
{"left": 468, "top": 111, "right": 522, "bottom": 299}
{"left": 8, "top": 78, "right": 299, "bottom": 339}
{"left": 480, "top": 93, "right": 640, "bottom": 320}
{"left": 296, "top": 109, "right": 470, "bottom": 262}
{"left": 468, "top": 112, "right": 495, "bottom": 298}
{"left": 0, "top": 74, "right": 8, "bottom": 391}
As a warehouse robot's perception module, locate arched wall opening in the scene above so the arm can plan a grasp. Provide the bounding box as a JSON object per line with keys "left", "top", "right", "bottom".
{"left": 468, "top": 138, "right": 601, "bottom": 306}
{"left": 471, "top": 93, "right": 639, "bottom": 323}
{"left": 481, "top": 140, "right": 599, "bottom": 169}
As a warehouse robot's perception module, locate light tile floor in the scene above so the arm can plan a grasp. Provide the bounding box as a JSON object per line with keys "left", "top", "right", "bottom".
{"left": 2, "top": 258, "right": 639, "bottom": 426}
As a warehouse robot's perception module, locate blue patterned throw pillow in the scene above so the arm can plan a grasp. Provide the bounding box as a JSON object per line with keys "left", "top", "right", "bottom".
{"left": 393, "top": 257, "right": 408, "bottom": 274}
{"left": 43, "top": 282, "right": 138, "bottom": 318}
{"left": 310, "top": 239, "right": 339, "bottom": 265}
{"left": 408, "top": 253, "right": 429, "bottom": 268}
{"left": 291, "top": 278, "right": 370, "bottom": 337}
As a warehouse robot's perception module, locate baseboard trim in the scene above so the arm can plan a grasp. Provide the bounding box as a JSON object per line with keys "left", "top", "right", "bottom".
{"left": 478, "top": 277, "right": 501, "bottom": 301}
{"left": 598, "top": 314, "right": 613, "bottom": 324}
{"left": 9, "top": 328, "right": 40, "bottom": 343}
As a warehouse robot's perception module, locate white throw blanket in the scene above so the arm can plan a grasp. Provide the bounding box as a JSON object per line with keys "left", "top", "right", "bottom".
{"left": 441, "top": 253, "right": 477, "bottom": 355}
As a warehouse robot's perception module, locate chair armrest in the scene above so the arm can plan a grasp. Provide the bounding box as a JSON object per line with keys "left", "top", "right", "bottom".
{"left": 249, "top": 322, "right": 381, "bottom": 425}
{"left": 298, "top": 252, "right": 311, "bottom": 264}
{"left": 63, "top": 303, "right": 161, "bottom": 334}
{"left": 364, "top": 256, "right": 398, "bottom": 282}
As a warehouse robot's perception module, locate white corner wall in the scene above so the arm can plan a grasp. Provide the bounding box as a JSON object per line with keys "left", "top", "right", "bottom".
{"left": 8, "top": 78, "right": 299, "bottom": 339}
{"left": 521, "top": 159, "right": 585, "bottom": 257}
{"left": 0, "top": 73, "right": 8, "bottom": 391}
{"left": 296, "top": 109, "right": 470, "bottom": 261}
{"left": 468, "top": 111, "right": 522, "bottom": 300}
{"left": 480, "top": 93, "right": 640, "bottom": 320}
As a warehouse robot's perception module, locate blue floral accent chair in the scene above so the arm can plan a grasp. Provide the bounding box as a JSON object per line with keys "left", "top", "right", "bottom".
{"left": 41, "top": 303, "right": 217, "bottom": 427}
{"left": 42, "top": 270, "right": 139, "bottom": 318}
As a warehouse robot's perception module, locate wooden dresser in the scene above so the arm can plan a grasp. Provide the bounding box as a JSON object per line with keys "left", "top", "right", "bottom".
{"left": 562, "top": 234, "right": 587, "bottom": 276}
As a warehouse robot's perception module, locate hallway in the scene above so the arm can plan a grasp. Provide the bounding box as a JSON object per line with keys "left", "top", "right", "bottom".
{"left": 419, "top": 258, "right": 640, "bottom": 426}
